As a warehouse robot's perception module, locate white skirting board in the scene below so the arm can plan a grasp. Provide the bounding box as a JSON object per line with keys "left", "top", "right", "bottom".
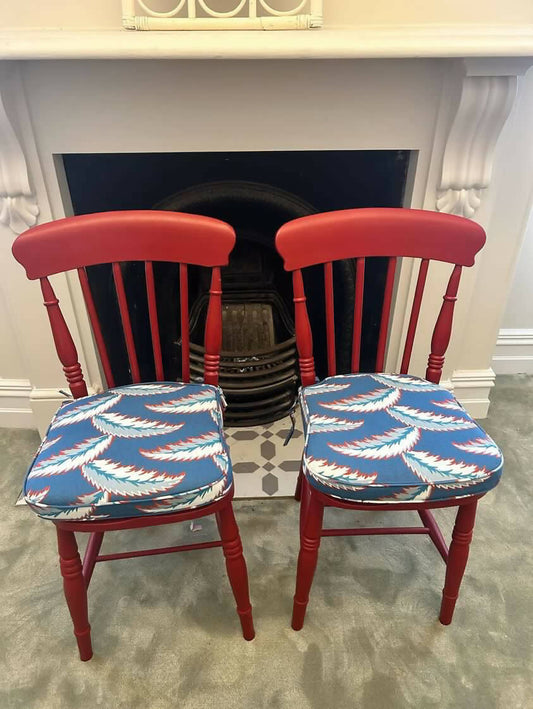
{"left": 0, "top": 378, "right": 33, "bottom": 428}
{"left": 0, "top": 385, "right": 95, "bottom": 433}
{"left": 444, "top": 368, "right": 496, "bottom": 419}
{"left": 491, "top": 329, "right": 533, "bottom": 375}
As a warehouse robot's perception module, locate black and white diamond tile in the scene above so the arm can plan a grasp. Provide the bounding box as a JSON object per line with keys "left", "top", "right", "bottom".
{"left": 225, "top": 410, "right": 304, "bottom": 497}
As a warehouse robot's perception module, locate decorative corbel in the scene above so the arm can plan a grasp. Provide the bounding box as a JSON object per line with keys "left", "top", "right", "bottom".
{"left": 0, "top": 72, "right": 39, "bottom": 234}
{"left": 436, "top": 73, "right": 517, "bottom": 218}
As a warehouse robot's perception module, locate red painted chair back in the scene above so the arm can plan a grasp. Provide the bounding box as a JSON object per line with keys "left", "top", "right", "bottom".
{"left": 12, "top": 210, "right": 236, "bottom": 398}
{"left": 275, "top": 208, "right": 486, "bottom": 386}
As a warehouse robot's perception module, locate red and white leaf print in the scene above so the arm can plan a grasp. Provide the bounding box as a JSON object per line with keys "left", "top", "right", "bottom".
{"left": 304, "top": 456, "right": 377, "bottom": 484}
{"left": 453, "top": 437, "right": 502, "bottom": 457}
{"left": 402, "top": 450, "right": 488, "bottom": 484}
{"left": 319, "top": 387, "right": 401, "bottom": 413}
{"left": 329, "top": 426, "right": 421, "bottom": 459}
{"left": 308, "top": 414, "right": 364, "bottom": 433}
{"left": 92, "top": 413, "right": 184, "bottom": 438}
{"left": 303, "top": 382, "right": 351, "bottom": 396}
{"left": 388, "top": 405, "right": 476, "bottom": 431}
{"left": 376, "top": 486, "right": 432, "bottom": 502}
{"left": 25, "top": 487, "right": 50, "bottom": 504}
{"left": 39, "top": 435, "right": 62, "bottom": 453}
{"left": 109, "top": 384, "right": 186, "bottom": 396}
{"left": 52, "top": 393, "right": 122, "bottom": 428}
{"left": 28, "top": 435, "right": 114, "bottom": 477}
{"left": 82, "top": 459, "right": 185, "bottom": 497}
{"left": 135, "top": 476, "right": 228, "bottom": 513}
{"left": 371, "top": 374, "right": 442, "bottom": 391}
{"left": 34, "top": 504, "right": 110, "bottom": 521}
{"left": 146, "top": 388, "right": 218, "bottom": 415}
{"left": 140, "top": 431, "right": 224, "bottom": 462}
{"left": 431, "top": 398, "right": 464, "bottom": 411}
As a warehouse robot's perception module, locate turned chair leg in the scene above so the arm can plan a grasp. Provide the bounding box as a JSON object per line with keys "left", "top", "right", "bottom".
{"left": 294, "top": 467, "right": 304, "bottom": 501}
{"left": 216, "top": 503, "right": 255, "bottom": 641}
{"left": 56, "top": 527, "right": 93, "bottom": 661}
{"left": 292, "top": 490, "right": 324, "bottom": 631}
{"left": 439, "top": 500, "right": 478, "bottom": 625}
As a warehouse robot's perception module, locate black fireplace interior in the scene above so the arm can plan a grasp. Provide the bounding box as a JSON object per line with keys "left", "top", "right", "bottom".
{"left": 62, "top": 150, "right": 411, "bottom": 425}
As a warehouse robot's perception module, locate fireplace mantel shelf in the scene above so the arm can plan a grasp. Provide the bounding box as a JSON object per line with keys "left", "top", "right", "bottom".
{"left": 1, "top": 26, "right": 533, "bottom": 61}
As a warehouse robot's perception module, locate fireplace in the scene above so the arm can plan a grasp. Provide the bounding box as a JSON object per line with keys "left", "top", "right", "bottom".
{"left": 62, "top": 149, "right": 410, "bottom": 424}
{"left": 0, "top": 50, "right": 529, "bottom": 453}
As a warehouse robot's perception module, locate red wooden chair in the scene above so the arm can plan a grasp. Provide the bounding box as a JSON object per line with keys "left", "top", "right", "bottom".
{"left": 12, "top": 210, "right": 254, "bottom": 660}
{"left": 275, "top": 208, "right": 503, "bottom": 631}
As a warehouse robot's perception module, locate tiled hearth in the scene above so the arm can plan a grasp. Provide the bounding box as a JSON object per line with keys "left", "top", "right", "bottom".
{"left": 226, "top": 411, "right": 303, "bottom": 497}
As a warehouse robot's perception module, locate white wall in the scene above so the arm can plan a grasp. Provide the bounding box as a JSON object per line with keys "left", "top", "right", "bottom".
{"left": 2, "top": 0, "right": 533, "bottom": 29}
{"left": 501, "top": 208, "right": 533, "bottom": 329}
{"left": 492, "top": 207, "right": 533, "bottom": 374}
{"left": 0, "top": 242, "right": 34, "bottom": 427}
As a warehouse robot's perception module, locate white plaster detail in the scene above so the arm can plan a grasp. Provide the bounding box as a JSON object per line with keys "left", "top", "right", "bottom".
{"left": 0, "top": 84, "right": 39, "bottom": 234}
{"left": 122, "top": 0, "right": 322, "bottom": 30}
{"left": 437, "top": 75, "right": 517, "bottom": 218}
{"left": 2, "top": 26, "right": 533, "bottom": 60}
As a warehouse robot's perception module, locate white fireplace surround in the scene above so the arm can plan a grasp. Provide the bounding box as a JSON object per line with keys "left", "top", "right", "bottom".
{"left": 1, "top": 40, "right": 533, "bottom": 434}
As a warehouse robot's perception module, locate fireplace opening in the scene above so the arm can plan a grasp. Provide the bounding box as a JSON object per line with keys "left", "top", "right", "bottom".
{"left": 158, "top": 180, "right": 315, "bottom": 425}
{"left": 61, "top": 150, "right": 411, "bottom": 425}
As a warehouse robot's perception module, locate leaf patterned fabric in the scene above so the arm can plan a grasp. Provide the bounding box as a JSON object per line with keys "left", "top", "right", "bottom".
{"left": 24, "top": 383, "right": 232, "bottom": 521}
{"left": 300, "top": 374, "right": 503, "bottom": 503}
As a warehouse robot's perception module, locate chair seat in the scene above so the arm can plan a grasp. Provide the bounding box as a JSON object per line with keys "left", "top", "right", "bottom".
{"left": 24, "top": 382, "right": 232, "bottom": 521}
{"left": 300, "top": 374, "right": 503, "bottom": 503}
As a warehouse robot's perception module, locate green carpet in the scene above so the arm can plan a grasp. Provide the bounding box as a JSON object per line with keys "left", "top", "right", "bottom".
{"left": 1, "top": 376, "right": 531, "bottom": 709}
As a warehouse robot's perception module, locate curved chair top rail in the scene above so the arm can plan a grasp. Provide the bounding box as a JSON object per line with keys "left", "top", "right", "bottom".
{"left": 12, "top": 210, "right": 236, "bottom": 394}
{"left": 274, "top": 207, "right": 487, "bottom": 386}
{"left": 275, "top": 208, "right": 486, "bottom": 271}
{"left": 12, "top": 210, "right": 236, "bottom": 279}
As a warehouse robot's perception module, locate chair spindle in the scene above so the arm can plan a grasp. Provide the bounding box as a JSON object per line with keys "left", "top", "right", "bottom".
{"left": 293, "top": 269, "right": 316, "bottom": 387}
{"left": 77, "top": 267, "right": 115, "bottom": 388}
{"left": 351, "top": 257, "right": 365, "bottom": 373}
{"left": 180, "top": 263, "right": 190, "bottom": 383}
{"left": 112, "top": 262, "right": 141, "bottom": 384}
{"left": 40, "top": 277, "right": 88, "bottom": 399}
{"left": 425, "top": 264, "right": 462, "bottom": 384}
{"left": 375, "top": 257, "right": 397, "bottom": 371}
{"left": 400, "top": 258, "right": 429, "bottom": 374}
{"left": 324, "top": 261, "right": 336, "bottom": 376}
{"left": 204, "top": 266, "right": 222, "bottom": 386}
{"left": 145, "top": 261, "right": 164, "bottom": 382}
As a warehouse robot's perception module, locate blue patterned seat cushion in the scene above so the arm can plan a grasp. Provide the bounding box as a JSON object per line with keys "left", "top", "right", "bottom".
{"left": 24, "top": 383, "right": 232, "bottom": 521}
{"left": 300, "top": 374, "right": 503, "bottom": 503}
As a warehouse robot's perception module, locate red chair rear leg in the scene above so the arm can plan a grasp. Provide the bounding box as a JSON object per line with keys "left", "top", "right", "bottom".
{"left": 56, "top": 527, "right": 93, "bottom": 661}
{"left": 292, "top": 490, "right": 324, "bottom": 631}
{"left": 216, "top": 502, "right": 255, "bottom": 640}
{"left": 439, "top": 500, "right": 478, "bottom": 625}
